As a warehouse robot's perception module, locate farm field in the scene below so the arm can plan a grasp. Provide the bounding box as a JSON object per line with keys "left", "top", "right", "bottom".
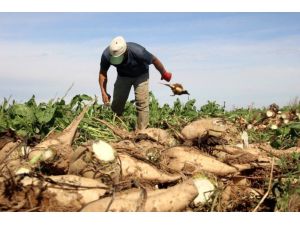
{"left": 1, "top": 93, "right": 300, "bottom": 212}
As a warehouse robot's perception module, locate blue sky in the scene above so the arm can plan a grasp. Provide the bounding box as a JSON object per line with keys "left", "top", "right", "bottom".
{"left": 0, "top": 13, "right": 300, "bottom": 109}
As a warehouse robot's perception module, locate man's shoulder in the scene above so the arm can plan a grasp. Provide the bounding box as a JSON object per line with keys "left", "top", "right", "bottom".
{"left": 127, "top": 42, "right": 145, "bottom": 51}
{"left": 102, "top": 46, "right": 110, "bottom": 57}
{"left": 100, "top": 47, "right": 111, "bottom": 68}
{"left": 127, "top": 42, "right": 148, "bottom": 56}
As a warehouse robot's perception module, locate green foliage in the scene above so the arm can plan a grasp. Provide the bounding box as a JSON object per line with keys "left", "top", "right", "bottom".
{"left": 274, "top": 153, "right": 300, "bottom": 211}
{"left": 0, "top": 112, "right": 7, "bottom": 130}
{"left": 270, "top": 122, "right": 300, "bottom": 149}
{"left": 1, "top": 93, "right": 299, "bottom": 151}
{"left": 0, "top": 94, "right": 93, "bottom": 139}
{"left": 199, "top": 101, "right": 225, "bottom": 117}
{"left": 8, "top": 102, "right": 37, "bottom": 137}
{"left": 227, "top": 107, "right": 264, "bottom": 123}
{"left": 70, "top": 94, "right": 93, "bottom": 111}
{"left": 147, "top": 93, "right": 200, "bottom": 129}
{"left": 247, "top": 129, "right": 272, "bottom": 144}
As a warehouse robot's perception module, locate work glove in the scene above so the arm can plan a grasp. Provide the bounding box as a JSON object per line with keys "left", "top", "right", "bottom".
{"left": 161, "top": 71, "right": 172, "bottom": 82}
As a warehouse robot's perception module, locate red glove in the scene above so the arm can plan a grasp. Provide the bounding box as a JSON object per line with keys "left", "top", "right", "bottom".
{"left": 161, "top": 71, "right": 172, "bottom": 82}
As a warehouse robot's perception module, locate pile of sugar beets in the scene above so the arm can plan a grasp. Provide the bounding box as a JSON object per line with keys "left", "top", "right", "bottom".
{"left": 1, "top": 105, "right": 300, "bottom": 212}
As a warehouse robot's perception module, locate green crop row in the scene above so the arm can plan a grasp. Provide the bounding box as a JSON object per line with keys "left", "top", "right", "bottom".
{"left": 1, "top": 93, "right": 299, "bottom": 149}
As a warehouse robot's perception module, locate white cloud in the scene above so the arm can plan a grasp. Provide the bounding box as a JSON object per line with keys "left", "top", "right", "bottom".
{"left": 1, "top": 35, "right": 300, "bottom": 108}
{"left": 0, "top": 39, "right": 109, "bottom": 101}
{"left": 149, "top": 35, "right": 300, "bottom": 108}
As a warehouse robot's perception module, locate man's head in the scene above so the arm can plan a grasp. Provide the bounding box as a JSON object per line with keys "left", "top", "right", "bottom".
{"left": 109, "top": 36, "right": 127, "bottom": 65}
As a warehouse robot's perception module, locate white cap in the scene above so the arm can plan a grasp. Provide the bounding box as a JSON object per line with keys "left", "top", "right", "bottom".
{"left": 109, "top": 36, "right": 127, "bottom": 65}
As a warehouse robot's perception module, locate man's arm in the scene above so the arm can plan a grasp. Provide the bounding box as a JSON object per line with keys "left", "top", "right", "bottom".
{"left": 152, "top": 56, "right": 166, "bottom": 75}
{"left": 98, "top": 69, "right": 111, "bottom": 104}
{"left": 152, "top": 56, "right": 172, "bottom": 82}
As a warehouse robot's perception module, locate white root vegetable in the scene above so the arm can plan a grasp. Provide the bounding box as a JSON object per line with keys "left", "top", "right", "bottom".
{"left": 247, "top": 124, "right": 253, "bottom": 130}
{"left": 241, "top": 131, "right": 249, "bottom": 148}
{"left": 181, "top": 118, "right": 228, "bottom": 140}
{"left": 280, "top": 113, "right": 287, "bottom": 119}
{"left": 266, "top": 110, "right": 275, "bottom": 118}
{"left": 36, "top": 106, "right": 89, "bottom": 149}
{"left": 20, "top": 145, "right": 31, "bottom": 157}
{"left": 163, "top": 146, "right": 245, "bottom": 176}
{"left": 27, "top": 106, "right": 89, "bottom": 171}
{"left": 214, "top": 145, "right": 273, "bottom": 163}
{"left": 68, "top": 141, "right": 120, "bottom": 184}
{"left": 81, "top": 178, "right": 198, "bottom": 212}
{"left": 0, "top": 141, "right": 26, "bottom": 176}
{"left": 69, "top": 144, "right": 180, "bottom": 184}
{"left": 227, "top": 144, "right": 300, "bottom": 159}
{"left": 20, "top": 175, "right": 107, "bottom": 208}
{"left": 0, "top": 141, "right": 21, "bottom": 163}
{"left": 137, "top": 128, "right": 177, "bottom": 146}
{"left": 270, "top": 124, "right": 278, "bottom": 130}
{"left": 119, "top": 153, "right": 181, "bottom": 183}
{"left": 92, "top": 140, "right": 116, "bottom": 162}
{"left": 219, "top": 177, "right": 264, "bottom": 211}
{"left": 2, "top": 159, "right": 22, "bottom": 176}
{"left": 15, "top": 166, "right": 31, "bottom": 175}
{"left": 283, "top": 119, "right": 289, "bottom": 124}
{"left": 260, "top": 145, "right": 300, "bottom": 157}
{"left": 214, "top": 145, "right": 244, "bottom": 155}
{"left": 216, "top": 144, "right": 265, "bottom": 157}
{"left": 193, "top": 175, "right": 216, "bottom": 205}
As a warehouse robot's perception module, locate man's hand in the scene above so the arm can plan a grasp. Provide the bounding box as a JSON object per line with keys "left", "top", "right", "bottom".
{"left": 161, "top": 71, "right": 172, "bottom": 82}
{"left": 102, "top": 93, "right": 111, "bottom": 105}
